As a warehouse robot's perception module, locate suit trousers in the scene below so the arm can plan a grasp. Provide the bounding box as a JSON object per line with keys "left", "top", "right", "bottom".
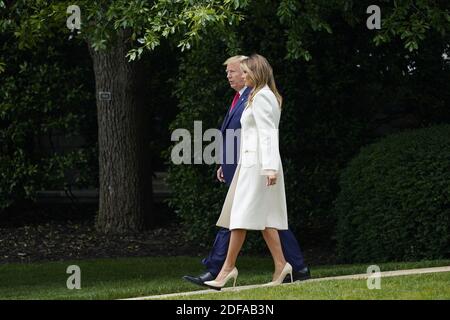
{"left": 201, "top": 227, "right": 306, "bottom": 276}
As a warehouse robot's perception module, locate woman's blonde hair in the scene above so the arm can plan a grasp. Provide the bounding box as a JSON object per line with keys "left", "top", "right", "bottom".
{"left": 240, "top": 54, "right": 282, "bottom": 108}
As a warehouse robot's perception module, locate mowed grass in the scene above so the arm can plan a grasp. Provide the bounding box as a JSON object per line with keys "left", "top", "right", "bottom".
{"left": 0, "top": 256, "right": 449, "bottom": 300}
{"left": 169, "top": 272, "right": 450, "bottom": 300}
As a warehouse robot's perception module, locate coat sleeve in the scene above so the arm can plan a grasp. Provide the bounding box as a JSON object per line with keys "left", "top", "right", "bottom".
{"left": 252, "top": 91, "right": 280, "bottom": 175}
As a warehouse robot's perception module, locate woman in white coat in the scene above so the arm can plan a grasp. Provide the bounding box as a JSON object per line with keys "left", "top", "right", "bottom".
{"left": 205, "top": 54, "right": 292, "bottom": 289}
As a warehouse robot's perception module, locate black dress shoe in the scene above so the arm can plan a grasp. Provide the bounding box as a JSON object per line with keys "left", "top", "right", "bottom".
{"left": 182, "top": 272, "right": 215, "bottom": 288}
{"left": 283, "top": 267, "right": 311, "bottom": 283}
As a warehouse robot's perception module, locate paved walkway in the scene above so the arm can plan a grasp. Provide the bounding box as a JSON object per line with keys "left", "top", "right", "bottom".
{"left": 121, "top": 266, "right": 450, "bottom": 300}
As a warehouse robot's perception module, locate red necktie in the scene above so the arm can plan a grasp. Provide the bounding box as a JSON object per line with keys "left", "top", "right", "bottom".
{"left": 230, "top": 92, "right": 240, "bottom": 112}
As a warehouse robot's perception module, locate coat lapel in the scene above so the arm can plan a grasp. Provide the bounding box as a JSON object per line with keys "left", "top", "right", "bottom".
{"left": 220, "top": 87, "right": 251, "bottom": 133}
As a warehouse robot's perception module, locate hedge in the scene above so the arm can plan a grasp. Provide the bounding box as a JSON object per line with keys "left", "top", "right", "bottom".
{"left": 335, "top": 125, "right": 450, "bottom": 263}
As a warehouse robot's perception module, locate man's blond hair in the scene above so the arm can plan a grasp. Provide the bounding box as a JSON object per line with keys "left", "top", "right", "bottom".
{"left": 223, "top": 55, "right": 248, "bottom": 65}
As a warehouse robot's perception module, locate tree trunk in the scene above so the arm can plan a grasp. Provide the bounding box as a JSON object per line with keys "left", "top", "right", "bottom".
{"left": 89, "top": 30, "right": 153, "bottom": 233}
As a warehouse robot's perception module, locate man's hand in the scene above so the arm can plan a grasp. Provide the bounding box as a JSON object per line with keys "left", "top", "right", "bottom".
{"left": 217, "top": 166, "right": 225, "bottom": 183}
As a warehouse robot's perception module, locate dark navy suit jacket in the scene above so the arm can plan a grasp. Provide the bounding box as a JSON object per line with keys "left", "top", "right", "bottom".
{"left": 219, "top": 87, "right": 251, "bottom": 186}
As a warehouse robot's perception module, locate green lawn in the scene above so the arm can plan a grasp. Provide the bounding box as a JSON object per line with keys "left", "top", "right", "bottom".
{"left": 170, "top": 272, "right": 450, "bottom": 300}
{"left": 0, "top": 257, "right": 449, "bottom": 300}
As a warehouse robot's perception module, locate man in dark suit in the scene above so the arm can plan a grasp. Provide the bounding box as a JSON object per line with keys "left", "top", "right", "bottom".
{"left": 183, "top": 56, "right": 310, "bottom": 287}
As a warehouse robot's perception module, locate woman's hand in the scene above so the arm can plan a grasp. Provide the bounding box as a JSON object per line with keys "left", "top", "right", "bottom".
{"left": 266, "top": 174, "right": 277, "bottom": 186}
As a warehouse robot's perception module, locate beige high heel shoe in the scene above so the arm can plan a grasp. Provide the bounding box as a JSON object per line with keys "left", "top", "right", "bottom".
{"left": 204, "top": 267, "right": 238, "bottom": 291}
{"left": 264, "top": 262, "right": 293, "bottom": 286}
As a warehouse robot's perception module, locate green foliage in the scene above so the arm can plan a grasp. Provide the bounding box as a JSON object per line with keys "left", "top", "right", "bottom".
{"left": 278, "top": 0, "right": 450, "bottom": 60}
{"left": 335, "top": 125, "right": 450, "bottom": 263}
{"left": 0, "top": 150, "right": 38, "bottom": 209}
{"left": 4, "top": 0, "right": 248, "bottom": 61}
{"left": 372, "top": 0, "right": 450, "bottom": 52}
{"left": 165, "top": 30, "right": 230, "bottom": 246}
{"left": 277, "top": 0, "right": 334, "bottom": 60}
{"left": 127, "top": 0, "right": 248, "bottom": 57}
{"left": 0, "top": 31, "right": 97, "bottom": 210}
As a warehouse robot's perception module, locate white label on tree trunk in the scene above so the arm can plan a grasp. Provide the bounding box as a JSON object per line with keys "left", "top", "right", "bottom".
{"left": 99, "top": 92, "right": 112, "bottom": 101}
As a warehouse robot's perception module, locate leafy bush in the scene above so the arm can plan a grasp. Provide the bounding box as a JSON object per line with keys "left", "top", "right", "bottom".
{"left": 335, "top": 125, "right": 450, "bottom": 263}
{"left": 0, "top": 36, "right": 97, "bottom": 210}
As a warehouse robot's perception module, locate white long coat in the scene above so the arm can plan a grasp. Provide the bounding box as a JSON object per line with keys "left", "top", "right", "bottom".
{"left": 216, "top": 85, "right": 288, "bottom": 230}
